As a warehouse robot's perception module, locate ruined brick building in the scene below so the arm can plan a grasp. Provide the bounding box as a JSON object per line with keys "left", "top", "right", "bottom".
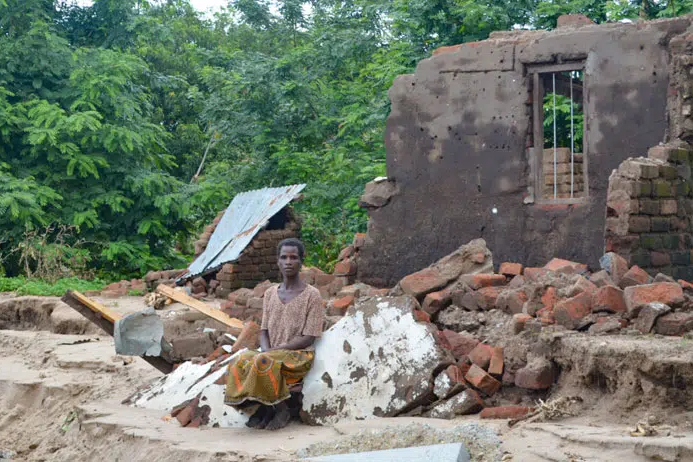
{"left": 357, "top": 15, "right": 693, "bottom": 287}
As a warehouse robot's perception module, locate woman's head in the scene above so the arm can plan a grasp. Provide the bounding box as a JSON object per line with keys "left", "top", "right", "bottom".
{"left": 277, "top": 238, "right": 304, "bottom": 278}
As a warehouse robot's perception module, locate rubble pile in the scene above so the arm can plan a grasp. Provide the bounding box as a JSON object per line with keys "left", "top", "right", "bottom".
{"left": 100, "top": 278, "right": 147, "bottom": 297}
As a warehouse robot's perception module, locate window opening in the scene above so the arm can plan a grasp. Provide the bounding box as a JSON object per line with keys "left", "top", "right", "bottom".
{"left": 530, "top": 63, "right": 587, "bottom": 203}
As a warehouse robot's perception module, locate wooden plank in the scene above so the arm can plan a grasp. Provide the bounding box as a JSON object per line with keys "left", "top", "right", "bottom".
{"left": 156, "top": 285, "right": 245, "bottom": 331}
{"left": 61, "top": 290, "right": 173, "bottom": 374}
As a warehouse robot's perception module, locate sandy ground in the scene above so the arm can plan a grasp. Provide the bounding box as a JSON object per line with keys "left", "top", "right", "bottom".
{"left": 1, "top": 294, "right": 693, "bottom": 461}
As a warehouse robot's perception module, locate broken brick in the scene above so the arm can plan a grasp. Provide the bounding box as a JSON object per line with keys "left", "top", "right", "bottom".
{"left": 459, "top": 274, "right": 507, "bottom": 289}
{"left": 488, "top": 347, "right": 504, "bottom": 376}
{"left": 496, "top": 289, "right": 528, "bottom": 315}
{"left": 441, "top": 330, "right": 480, "bottom": 359}
{"left": 589, "top": 270, "right": 615, "bottom": 288}
{"left": 399, "top": 268, "right": 448, "bottom": 298}
{"left": 679, "top": 279, "right": 693, "bottom": 291}
{"left": 338, "top": 245, "right": 355, "bottom": 261}
{"left": 544, "top": 258, "right": 588, "bottom": 275}
{"left": 633, "top": 302, "right": 671, "bottom": 333}
{"left": 599, "top": 252, "right": 629, "bottom": 286}
{"left": 568, "top": 276, "right": 598, "bottom": 297}
{"left": 465, "top": 364, "right": 501, "bottom": 396}
{"left": 524, "top": 267, "right": 552, "bottom": 282}
{"left": 508, "top": 275, "right": 526, "bottom": 289}
{"left": 655, "top": 312, "right": 693, "bottom": 336}
{"left": 619, "top": 265, "right": 650, "bottom": 289}
{"left": 541, "top": 287, "right": 559, "bottom": 311}
{"left": 421, "top": 288, "right": 453, "bottom": 315}
{"left": 623, "top": 282, "right": 684, "bottom": 315}
{"left": 468, "top": 343, "right": 494, "bottom": 370}
{"left": 512, "top": 313, "right": 532, "bottom": 334}
{"left": 477, "top": 286, "right": 502, "bottom": 310}
{"left": 334, "top": 260, "right": 357, "bottom": 276}
{"left": 413, "top": 310, "right": 431, "bottom": 323}
{"left": 332, "top": 295, "right": 355, "bottom": 312}
{"left": 592, "top": 286, "right": 627, "bottom": 313}
{"left": 480, "top": 406, "right": 531, "bottom": 420}
{"left": 231, "top": 321, "right": 261, "bottom": 354}
{"left": 499, "top": 262, "right": 523, "bottom": 277}
{"left": 554, "top": 291, "right": 593, "bottom": 330}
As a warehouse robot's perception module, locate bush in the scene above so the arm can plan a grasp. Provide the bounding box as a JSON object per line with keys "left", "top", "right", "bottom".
{"left": 0, "top": 277, "right": 106, "bottom": 297}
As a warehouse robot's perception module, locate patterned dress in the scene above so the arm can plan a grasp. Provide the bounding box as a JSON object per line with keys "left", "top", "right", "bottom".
{"left": 224, "top": 284, "right": 324, "bottom": 406}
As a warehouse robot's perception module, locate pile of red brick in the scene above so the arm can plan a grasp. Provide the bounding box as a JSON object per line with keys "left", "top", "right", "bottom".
{"left": 413, "top": 253, "right": 693, "bottom": 338}
{"left": 100, "top": 278, "right": 147, "bottom": 297}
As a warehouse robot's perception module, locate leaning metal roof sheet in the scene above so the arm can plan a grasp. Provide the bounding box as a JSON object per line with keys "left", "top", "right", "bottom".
{"left": 185, "top": 184, "right": 305, "bottom": 278}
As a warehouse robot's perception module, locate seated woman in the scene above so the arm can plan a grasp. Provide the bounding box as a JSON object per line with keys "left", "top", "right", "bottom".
{"left": 224, "top": 238, "right": 324, "bottom": 430}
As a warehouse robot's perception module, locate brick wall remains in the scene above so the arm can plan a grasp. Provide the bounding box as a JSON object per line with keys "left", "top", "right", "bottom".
{"left": 605, "top": 144, "right": 693, "bottom": 280}
{"left": 543, "top": 148, "right": 585, "bottom": 199}
{"left": 214, "top": 222, "right": 301, "bottom": 297}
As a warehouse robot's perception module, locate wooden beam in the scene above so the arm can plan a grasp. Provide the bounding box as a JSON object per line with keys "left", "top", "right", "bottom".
{"left": 61, "top": 290, "right": 173, "bottom": 374}
{"left": 156, "top": 285, "right": 245, "bottom": 331}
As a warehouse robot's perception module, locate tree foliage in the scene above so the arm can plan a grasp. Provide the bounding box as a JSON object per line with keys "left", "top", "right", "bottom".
{"left": 1, "top": 0, "right": 691, "bottom": 277}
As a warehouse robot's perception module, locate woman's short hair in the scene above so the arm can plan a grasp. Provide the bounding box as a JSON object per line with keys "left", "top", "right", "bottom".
{"left": 277, "top": 238, "right": 305, "bottom": 261}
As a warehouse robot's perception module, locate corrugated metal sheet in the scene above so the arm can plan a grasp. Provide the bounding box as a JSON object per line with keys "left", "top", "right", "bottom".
{"left": 184, "top": 184, "right": 305, "bottom": 279}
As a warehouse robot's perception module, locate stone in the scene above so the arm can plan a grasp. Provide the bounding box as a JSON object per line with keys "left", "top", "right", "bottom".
{"left": 619, "top": 266, "right": 651, "bottom": 289}
{"left": 440, "top": 330, "right": 480, "bottom": 359}
{"left": 427, "top": 390, "right": 483, "bottom": 420}
{"left": 305, "top": 443, "right": 471, "bottom": 462}
{"left": 524, "top": 267, "right": 552, "bottom": 282}
{"left": 114, "top": 307, "right": 164, "bottom": 357}
{"left": 422, "top": 289, "right": 453, "bottom": 315}
{"left": 480, "top": 406, "right": 532, "bottom": 420}
{"left": 512, "top": 313, "right": 532, "bottom": 334}
{"left": 144, "top": 271, "right": 162, "bottom": 282}
{"left": 592, "top": 286, "right": 627, "bottom": 313}
{"left": 488, "top": 347, "right": 504, "bottom": 376}
{"left": 499, "top": 262, "right": 523, "bottom": 277}
{"left": 468, "top": 343, "right": 494, "bottom": 370}
{"left": 436, "top": 306, "right": 482, "bottom": 333}
{"left": 451, "top": 289, "right": 484, "bottom": 311}
{"left": 398, "top": 239, "right": 493, "bottom": 299}
{"left": 247, "top": 297, "right": 263, "bottom": 311}
{"left": 358, "top": 179, "right": 399, "bottom": 209}
{"left": 464, "top": 364, "right": 500, "bottom": 396}
{"left": 655, "top": 312, "right": 693, "bottom": 336}
{"left": 496, "top": 289, "right": 528, "bottom": 315}
{"left": 544, "top": 258, "right": 587, "bottom": 275}
{"left": 588, "top": 319, "right": 623, "bottom": 334}
{"left": 633, "top": 302, "right": 672, "bottom": 334}
{"left": 554, "top": 291, "right": 593, "bottom": 330}
{"left": 301, "top": 296, "right": 453, "bottom": 425}
{"left": 623, "top": 283, "right": 684, "bottom": 316}
{"left": 589, "top": 270, "right": 614, "bottom": 288}
{"left": 514, "top": 358, "right": 558, "bottom": 390}
{"left": 433, "top": 365, "right": 467, "bottom": 399}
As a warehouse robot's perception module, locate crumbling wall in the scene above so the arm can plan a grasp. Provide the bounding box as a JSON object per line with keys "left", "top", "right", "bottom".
{"left": 606, "top": 145, "right": 693, "bottom": 280}
{"left": 213, "top": 224, "right": 300, "bottom": 297}
{"left": 357, "top": 17, "right": 692, "bottom": 287}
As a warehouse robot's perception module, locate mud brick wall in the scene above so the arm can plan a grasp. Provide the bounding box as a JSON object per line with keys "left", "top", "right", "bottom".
{"left": 605, "top": 146, "right": 693, "bottom": 280}
{"left": 214, "top": 223, "right": 300, "bottom": 297}
{"left": 194, "top": 210, "right": 225, "bottom": 257}
{"left": 543, "top": 149, "right": 584, "bottom": 199}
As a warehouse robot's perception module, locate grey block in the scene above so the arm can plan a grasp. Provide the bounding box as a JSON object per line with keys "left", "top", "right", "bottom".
{"left": 114, "top": 307, "right": 163, "bottom": 357}
{"left": 305, "top": 443, "right": 470, "bottom": 462}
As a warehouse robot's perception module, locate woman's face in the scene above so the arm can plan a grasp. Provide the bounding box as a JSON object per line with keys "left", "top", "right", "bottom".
{"left": 278, "top": 245, "right": 301, "bottom": 278}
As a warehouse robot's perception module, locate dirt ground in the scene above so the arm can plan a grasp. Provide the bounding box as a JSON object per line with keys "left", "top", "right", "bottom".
{"left": 1, "top": 294, "right": 693, "bottom": 461}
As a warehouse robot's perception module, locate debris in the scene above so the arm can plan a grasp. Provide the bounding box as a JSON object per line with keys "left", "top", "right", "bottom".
{"left": 156, "top": 285, "right": 243, "bottom": 332}
{"left": 114, "top": 307, "right": 164, "bottom": 357}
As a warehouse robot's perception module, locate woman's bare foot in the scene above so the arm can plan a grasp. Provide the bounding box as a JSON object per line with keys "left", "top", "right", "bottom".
{"left": 255, "top": 407, "right": 276, "bottom": 429}
{"left": 264, "top": 402, "right": 291, "bottom": 431}
{"left": 246, "top": 405, "right": 268, "bottom": 428}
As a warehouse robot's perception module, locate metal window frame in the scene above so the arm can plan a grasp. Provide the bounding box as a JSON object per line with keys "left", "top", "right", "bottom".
{"left": 530, "top": 61, "right": 589, "bottom": 205}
